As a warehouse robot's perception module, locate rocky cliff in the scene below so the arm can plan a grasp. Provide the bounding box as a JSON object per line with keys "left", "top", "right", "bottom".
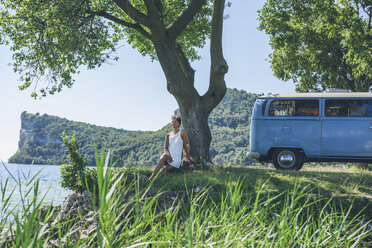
{"left": 9, "top": 111, "right": 162, "bottom": 166}
{"left": 11, "top": 112, "right": 68, "bottom": 164}
{"left": 18, "top": 112, "right": 65, "bottom": 150}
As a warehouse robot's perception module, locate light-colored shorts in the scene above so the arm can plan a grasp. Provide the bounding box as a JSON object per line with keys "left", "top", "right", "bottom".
{"left": 160, "top": 153, "right": 181, "bottom": 168}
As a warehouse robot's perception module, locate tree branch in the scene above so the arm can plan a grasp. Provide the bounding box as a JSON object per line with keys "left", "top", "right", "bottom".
{"left": 175, "top": 43, "right": 195, "bottom": 83}
{"left": 143, "top": 0, "right": 159, "bottom": 16}
{"left": 368, "top": 8, "right": 371, "bottom": 32}
{"left": 202, "top": 0, "right": 228, "bottom": 114}
{"left": 154, "top": 0, "right": 164, "bottom": 15}
{"left": 143, "top": 0, "right": 165, "bottom": 30}
{"left": 113, "top": 0, "right": 151, "bottom": 27}
{"left": 92, "top": 11, "right": 151, "bottom": 40}
{"left": 340, "top": 63, "right": 356, "bottom": 91}
{"left": 166, "top": 0, "right": 207, "bottom": 41}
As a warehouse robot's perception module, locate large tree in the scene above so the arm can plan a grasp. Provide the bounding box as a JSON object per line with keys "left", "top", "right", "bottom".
{"left": 258, "top": 0, "right": 371, "bottom": 92}
{"left": 0, "top": 0, "right": 229, "bottom": 163}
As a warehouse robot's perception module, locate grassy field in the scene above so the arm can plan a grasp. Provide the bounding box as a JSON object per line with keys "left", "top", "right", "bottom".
{"left": 1, "top": 160, "right": 371, "bottom": 247}
{"left": 130, "top": 164, "right": 372, "bottom": 219}
{"left": 146, "top": 164, "right": 372, "bottom": 194}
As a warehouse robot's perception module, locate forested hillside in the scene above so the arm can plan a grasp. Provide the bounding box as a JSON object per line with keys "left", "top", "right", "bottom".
{"left": 9, "top": 88, "right": 259, "bottom": 166}
{"left": 209, "top": 89, "right": 258, "bottom": 165}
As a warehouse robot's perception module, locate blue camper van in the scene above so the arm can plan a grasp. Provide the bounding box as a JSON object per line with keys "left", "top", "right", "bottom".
{"left": 247, "top": 92, "right": 372, "bottom": 170}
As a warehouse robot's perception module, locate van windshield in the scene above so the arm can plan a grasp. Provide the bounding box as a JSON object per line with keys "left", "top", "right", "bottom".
{"left": 268, "top": 100, "right": 319, "bottom": 116}
{"left": 325, "top": 100, "right": 372, "bottom": 117}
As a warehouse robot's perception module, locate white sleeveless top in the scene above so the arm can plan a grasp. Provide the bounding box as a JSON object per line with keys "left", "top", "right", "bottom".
{"left": 167, "top": 130, "right": 183, "bottom": 168}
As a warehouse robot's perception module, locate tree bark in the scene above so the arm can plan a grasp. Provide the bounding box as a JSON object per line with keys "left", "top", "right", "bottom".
{"left": 178, "top": 96, "right": 212, "bottom": 162}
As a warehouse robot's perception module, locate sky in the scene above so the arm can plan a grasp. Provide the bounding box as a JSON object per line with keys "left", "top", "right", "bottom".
{"left": 0, "top": 1, "right": 295, "bottom": 161}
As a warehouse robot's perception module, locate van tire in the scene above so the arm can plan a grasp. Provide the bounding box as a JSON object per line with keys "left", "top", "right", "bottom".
{"left": 272, "top": 148, "right": 303, "bottom": 170}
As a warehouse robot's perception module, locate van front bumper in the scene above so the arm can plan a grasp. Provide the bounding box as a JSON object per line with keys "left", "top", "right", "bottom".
{"left": 246, "top": 151, "right": 261, "bottom": 160}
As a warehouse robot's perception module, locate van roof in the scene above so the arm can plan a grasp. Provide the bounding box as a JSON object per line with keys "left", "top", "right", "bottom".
{"left": 259, "top": 92, "right": 372, "bottom": 99}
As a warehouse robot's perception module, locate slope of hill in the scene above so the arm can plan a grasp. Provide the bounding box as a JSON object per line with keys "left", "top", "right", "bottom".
{"left": 9, "top": 88, "right": 259, "bottom": 166}
{"left": 209, "top": 89, "right": 258, "bottom": 165}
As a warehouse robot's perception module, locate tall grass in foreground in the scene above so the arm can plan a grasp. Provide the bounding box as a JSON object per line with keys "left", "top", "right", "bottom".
{"left": 0, "top": 161, "right": 58, "bottom": 247}
{"left": 0, "top": 156, "right": 371, "bottom": 247}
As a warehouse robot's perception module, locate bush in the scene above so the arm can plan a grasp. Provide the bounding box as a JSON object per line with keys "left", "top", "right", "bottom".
{"left": 60, "top": 133, "right": 97, "bottom": 193}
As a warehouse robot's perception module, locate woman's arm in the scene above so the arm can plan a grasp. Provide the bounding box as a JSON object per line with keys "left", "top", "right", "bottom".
{"left": 164, "top": 133, "right": 170, "bottom": 156}
{"left": 164, "top": 133, "right": 173, "bottom": 162}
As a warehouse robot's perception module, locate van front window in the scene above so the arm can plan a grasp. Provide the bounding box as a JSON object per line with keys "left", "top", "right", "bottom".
{"left": 268, "top": 100, "right": 319, "bottom": 116}
{"left": 325, "top": 100, "right": 372, "bottom": 117}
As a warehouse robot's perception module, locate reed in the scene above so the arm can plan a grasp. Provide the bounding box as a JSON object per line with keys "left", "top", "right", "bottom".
{"left": 0, "top": 158, "right": 370, "bottom": 247}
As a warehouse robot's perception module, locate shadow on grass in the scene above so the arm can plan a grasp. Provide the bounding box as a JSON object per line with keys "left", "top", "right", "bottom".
{"left": 121, "top": 165, "right": 372, "bottom": 221}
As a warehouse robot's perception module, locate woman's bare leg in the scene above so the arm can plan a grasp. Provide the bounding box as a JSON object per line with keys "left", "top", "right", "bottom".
{"left": 148, "top": 154, "right": 168, "bottom": 180}
{"left": 159, "top": 165, "right": 174, "bottom": 177}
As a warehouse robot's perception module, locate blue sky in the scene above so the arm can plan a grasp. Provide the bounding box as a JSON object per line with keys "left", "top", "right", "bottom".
{"left": 0, "top": 1, "right": 295, "bottom": 161}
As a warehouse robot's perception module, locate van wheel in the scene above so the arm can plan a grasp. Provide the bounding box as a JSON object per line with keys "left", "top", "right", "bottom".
{"left": 272, "top": 149, "right": 303, "bottom": 170}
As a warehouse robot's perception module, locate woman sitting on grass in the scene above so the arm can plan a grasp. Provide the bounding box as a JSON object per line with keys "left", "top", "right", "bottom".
{"left": 148, "top": 115, "right": 195, "bottom": 181}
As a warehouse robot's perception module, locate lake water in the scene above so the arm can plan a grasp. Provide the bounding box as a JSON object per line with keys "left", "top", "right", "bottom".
{"left": 0, "top": 162, "right": 71, "bottom": 218}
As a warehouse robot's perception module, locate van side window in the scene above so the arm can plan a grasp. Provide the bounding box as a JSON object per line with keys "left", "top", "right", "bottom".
{"left": 268, "top": 100, "right": 319, "bottom": 116}
{"left": 325, "top": 100, "right": 372, "bottom": 117}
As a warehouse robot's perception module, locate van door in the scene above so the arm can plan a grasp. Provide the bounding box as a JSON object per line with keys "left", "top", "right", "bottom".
{"left": 266, "top": 99, "right": 321, "bottom": 158}
{"left": 321, "top": 99, "right": 372, "bottom": 157}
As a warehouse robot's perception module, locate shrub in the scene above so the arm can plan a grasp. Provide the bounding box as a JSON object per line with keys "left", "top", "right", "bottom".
{"left": 60, "top": 133, "right": 97, "bottom": 193}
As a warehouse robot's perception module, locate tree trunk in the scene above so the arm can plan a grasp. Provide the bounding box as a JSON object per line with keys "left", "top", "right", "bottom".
{"left": 153, "top": 44, "right": 213, "bottom": 162}
{"left": 149, "top": 0, "right": 227, "bottom": 164}
{"left": 177, "top": 96, "right": 212, "bottom": 163}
